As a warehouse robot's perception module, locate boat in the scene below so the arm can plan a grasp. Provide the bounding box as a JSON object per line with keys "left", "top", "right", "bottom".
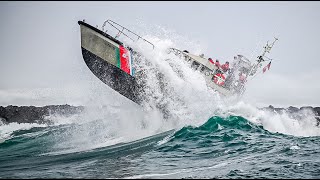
{"left": 167, "top": 38, "right": 278, "bottom": 97}
{"left": 78, "top": 19, "right": 147, "bottom": 105}
{"left": 77, "top": 19, "right": 278, "bottom": 104}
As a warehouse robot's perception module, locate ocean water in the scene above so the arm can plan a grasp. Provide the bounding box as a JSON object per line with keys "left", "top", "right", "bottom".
{"left": 1, "top": 25, "right": 320, "bottom": 179}
{"left": 0, "top": 113, "right": 319, "bottom": 179}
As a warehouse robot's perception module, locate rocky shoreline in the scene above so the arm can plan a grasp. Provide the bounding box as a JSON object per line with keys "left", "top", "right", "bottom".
{"left": 262, "top": 105, "right": 320, "bottom": 126}
{"left": 262, "top": 105, "right": 320, "bottom": 115}
{"left": 0, "top": 104, "right": 84, "bottom": 124}
{"left": 0, "top": 104, "right": 319, "bottom": 125}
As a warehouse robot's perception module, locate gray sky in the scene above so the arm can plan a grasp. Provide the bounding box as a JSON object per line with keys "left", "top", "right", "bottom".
{"left": 0, "top": 1, "right": 320, "bottom": 107}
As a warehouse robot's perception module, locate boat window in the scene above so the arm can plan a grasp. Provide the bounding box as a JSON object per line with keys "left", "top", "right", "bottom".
{"left": 199, "top": 65, "right": 210, "bottom": 74}
{"left": 191, "top": 61, "right": 200, "bottom": 70}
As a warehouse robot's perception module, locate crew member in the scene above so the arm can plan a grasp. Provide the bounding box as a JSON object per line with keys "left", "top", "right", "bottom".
{"left": 221, "top": 61, "right": 229, "bottom": 72}
{"left": 212, "top": 59, "right": 222, "bottom": 79}
{"left": 208, "top": 58, "right": 215, "bottom": 64}
{"left": 214, "top": 59, "right": 220, "bottom": 68}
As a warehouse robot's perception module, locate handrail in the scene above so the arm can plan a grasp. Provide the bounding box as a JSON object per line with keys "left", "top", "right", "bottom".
{"left": 102, "top": 19, "right": 155, "bottom": 49}
{"left": 168, "top": 48, "right": 194, "bottom": 60}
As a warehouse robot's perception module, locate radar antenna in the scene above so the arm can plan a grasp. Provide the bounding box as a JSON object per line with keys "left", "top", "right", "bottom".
{"left": 248, "top": 37, "right": 279, "bottom": 77}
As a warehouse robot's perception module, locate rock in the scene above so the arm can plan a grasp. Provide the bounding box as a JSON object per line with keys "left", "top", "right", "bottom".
{"left": 287, "top": 106, "right": 300, "bottom": 113}
{"left": 262, "top": 105, "right": 320, "bottom": 126}
{"left": 314, "top": 107, "right": 320, "bottom": 116}
{"left": 0, "top": 104, "right": 84, "bottom": 124}
{"left": 1, "top": 104, "right": 319, "bottom": 126}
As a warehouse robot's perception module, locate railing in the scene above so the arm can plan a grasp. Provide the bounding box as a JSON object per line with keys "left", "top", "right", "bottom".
{"left": 168, "top": 48, "right": 193, "bottom": 61}
{"left": 101, "top": 19, "right": 155, "bottom": 49}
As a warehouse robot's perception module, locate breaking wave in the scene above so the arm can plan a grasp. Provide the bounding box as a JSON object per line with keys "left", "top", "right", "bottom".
{"left": 0, "top": 20, "right": 319, "bottom": 178}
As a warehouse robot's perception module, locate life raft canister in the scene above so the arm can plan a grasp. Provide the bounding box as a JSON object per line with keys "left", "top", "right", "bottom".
{"left": 213, "top": 73, "right": 226, "bottom": 86}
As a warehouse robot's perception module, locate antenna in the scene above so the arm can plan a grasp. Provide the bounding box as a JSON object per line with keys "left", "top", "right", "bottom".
{"left": 261, "top": 37, "right": 278, "bottom": 57}
{"left": 256, "top": 37, "right": 278, "bottom": 63}
{"left": 248, "top": 37, "right": 279, "bottom": 77}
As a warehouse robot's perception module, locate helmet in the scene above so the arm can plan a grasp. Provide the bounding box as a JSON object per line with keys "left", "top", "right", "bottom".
{"left": 226, "top": 61, "right": 229, "bottom": 64}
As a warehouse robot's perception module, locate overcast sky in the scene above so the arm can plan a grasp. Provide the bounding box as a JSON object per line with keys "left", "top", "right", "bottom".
{"left": 0, "top": 1, "right": 320, "bottom": 107}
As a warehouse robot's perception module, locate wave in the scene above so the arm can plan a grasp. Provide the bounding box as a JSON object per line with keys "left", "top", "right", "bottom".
{"left": 122, "top": 116, "right": 320, "bottom": 179}
{"left": 1, "top": 113, "right": 319, "bottom": 179}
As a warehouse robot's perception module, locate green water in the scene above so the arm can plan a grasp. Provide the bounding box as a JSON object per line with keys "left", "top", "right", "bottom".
{"left": 0, "top": 116, "right": 319, "bottom": 179}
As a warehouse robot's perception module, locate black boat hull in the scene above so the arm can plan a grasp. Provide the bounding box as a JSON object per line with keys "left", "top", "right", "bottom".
{"left": 78, "top": 21, "right": 142, "bottom": 105}
{"left": 81, "top": 47, "right": 142, "bottom": 104}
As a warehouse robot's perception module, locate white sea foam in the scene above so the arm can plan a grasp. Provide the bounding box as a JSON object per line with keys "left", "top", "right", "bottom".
{"left": 124, "top": 31, "right": 320, "bottom": 138}
{"left": 221, "top": 101, "right": 320, "bottom": 137}
{"left": 35, "top": 29, "right": 220, "bottom": 154}
{"left": 2, "top": 21, "right": 319, "bottom": 156}
{"left": 0, "top": 122, "right": 47, "bottom": 142}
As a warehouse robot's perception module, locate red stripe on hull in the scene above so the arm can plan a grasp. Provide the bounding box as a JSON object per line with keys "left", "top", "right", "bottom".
{"left": 119, "top": 46, "right": 130, "bottom": 75}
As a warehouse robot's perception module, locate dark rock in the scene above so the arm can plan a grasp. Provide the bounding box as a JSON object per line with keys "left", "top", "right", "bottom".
{"left": 1, "top": 104, "right": 320, "bottom": 126}
{"left": 0, "top": 104, "right": 85, "bottom": 125}
{"left": 262, "top": 105, "right": 320, "bottom": 126}
{"left": 314, "top": 107, "right": 320, "bottom": 116}
{"left": 287, "top": 106, "right": 300, "bottom": 113}
{"left": 268, "top": 105, "right": 274, "bottom": 109}
{"left": 300, "top": 106, "right": 315, "bottom": 114}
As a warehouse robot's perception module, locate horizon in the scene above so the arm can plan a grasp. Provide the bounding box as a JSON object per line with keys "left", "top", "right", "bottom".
{"left": 1, "top": 1, "right": 320, "bottom": 107}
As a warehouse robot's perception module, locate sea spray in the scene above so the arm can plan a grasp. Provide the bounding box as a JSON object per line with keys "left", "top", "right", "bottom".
{"left": 1, "top": 21, "right": 320, "bottom": 178}
{"left": 219, "top": 101, "right": 320, "bottom": 137}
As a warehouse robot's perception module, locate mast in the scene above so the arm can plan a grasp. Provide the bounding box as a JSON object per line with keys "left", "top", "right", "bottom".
{"left": 258, "top": 37, "right": 278, "bottom": 62}
{"left": 248, "top": 37, "right": 278, "bottom": 77}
